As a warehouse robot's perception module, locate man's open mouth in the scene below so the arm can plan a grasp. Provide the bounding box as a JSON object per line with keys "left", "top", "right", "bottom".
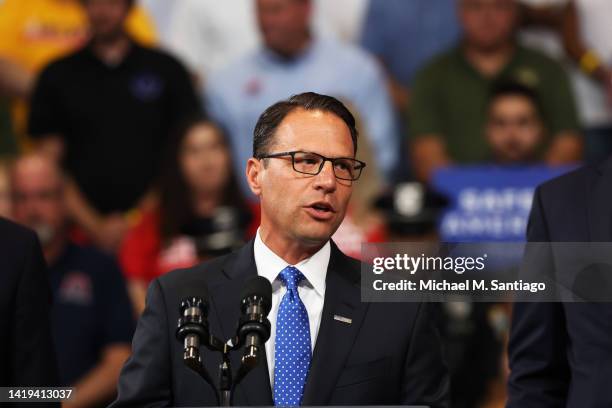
{"left": 304, "top": 201, "right": 336, "bottom": 219}
{"left": 309, "top": 201, "right": 334, "bottom": 212}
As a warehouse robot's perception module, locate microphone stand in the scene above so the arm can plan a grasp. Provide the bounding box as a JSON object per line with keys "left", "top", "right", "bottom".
{"left": 209, "top": 336, "right": 234, "bottom": 407}
{"left": 176, "top": 302, "right": 261, "bottom": 407}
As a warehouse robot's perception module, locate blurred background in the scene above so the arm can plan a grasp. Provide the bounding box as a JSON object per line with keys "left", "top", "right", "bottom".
{"left": 1, "top": 0, "right": 609, "bottom": 406}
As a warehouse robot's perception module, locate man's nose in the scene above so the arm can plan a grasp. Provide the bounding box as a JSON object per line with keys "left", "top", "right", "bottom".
{"left": 313, "top": 161, "right": 337, "bottom": 191}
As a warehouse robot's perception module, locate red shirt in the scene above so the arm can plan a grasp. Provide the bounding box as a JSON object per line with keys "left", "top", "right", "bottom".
{"left": 119, "top": 205, "right": 259, "bottom": 283}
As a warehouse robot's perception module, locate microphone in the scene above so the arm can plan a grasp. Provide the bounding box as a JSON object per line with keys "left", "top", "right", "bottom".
{"left": 236, "top": 276, "right": 272, "bottom": 369}
{"left": 176, "top": 295, "right": 210, "bottom": 370}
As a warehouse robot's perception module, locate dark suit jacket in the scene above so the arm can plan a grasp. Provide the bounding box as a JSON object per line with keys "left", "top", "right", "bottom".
{"left": 508, "top": 157, "right": 612, "bottom": 407}
{"left": 0, "top": 217, "right": 58, "bottom": 387}
{"left": 112, "top": 239, "right": 449, "bottom": 407}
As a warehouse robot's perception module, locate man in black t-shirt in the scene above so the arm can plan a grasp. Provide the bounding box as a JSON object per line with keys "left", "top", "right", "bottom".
{"left": 28, "top": 0, "right": 200, "bottom": 252}
{"left": 11, "top": 153, "right": 134, "bottom": 407}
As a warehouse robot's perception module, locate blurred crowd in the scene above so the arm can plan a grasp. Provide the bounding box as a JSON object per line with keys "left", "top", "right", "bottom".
{"left": 1, "top": 0, "right": 611, "bottom": 407}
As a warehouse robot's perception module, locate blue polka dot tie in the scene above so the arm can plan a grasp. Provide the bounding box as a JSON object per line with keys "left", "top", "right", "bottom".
{"left": 273, "top": 266, "right": 311, "bottom": 406}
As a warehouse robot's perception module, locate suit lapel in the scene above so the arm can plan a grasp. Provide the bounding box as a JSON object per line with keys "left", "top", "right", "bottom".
{"left": 207, "top": 239, "right": 369, "bottom": 405}
{"left": 207, "top": 240, "right": 273, "bottom": 406}
{"left": 302, "top": 242, "right": 370, "bottom": 405}
{"left": 588, "top": 157, "right": 612, "bottom": 242}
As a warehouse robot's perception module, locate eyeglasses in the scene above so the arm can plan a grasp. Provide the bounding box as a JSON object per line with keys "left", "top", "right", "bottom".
{"left": 256, "top": 151, "right": 366, "bottom": 181}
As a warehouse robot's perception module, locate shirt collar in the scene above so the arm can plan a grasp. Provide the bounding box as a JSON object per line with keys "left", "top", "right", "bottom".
{"left": 253, "top": 228, "right": 329, "bottom": 297}
{"left": 82, "top": 36, "right": 138, "bottom": 68}
{"left": 456, "top": 42, "right": 523, "bottom": 80}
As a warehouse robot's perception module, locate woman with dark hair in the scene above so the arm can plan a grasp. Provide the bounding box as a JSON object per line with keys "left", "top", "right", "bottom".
{"left": 119, "top": 116, "right": 258, "bottom": 314}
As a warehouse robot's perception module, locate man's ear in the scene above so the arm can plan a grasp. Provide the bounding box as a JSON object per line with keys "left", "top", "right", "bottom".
{"left": 246, "top": 158, "right": 263, "bottom": 196}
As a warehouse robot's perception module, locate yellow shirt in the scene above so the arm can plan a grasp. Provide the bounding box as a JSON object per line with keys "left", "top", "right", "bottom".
{"left": 0, "top": 0, "right": 156, "bottom": 71}
{"left": 0, "top": 0, "right": 157, "bottom": 144}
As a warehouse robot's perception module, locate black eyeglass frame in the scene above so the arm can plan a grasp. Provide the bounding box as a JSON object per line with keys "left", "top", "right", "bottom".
{"left": 256, "top": 150, "right": 367, "bottom": 181}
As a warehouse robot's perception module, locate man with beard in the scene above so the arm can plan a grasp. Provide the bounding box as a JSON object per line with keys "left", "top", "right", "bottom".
{"left": 11, "top": 154, "right": 134, "bottom": 408}
{"left": 485, "top": 81, "right": 546, "bottom": 163}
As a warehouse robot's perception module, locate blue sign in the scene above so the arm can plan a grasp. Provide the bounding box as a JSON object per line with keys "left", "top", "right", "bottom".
{"left": 432, "top": 165, "right": 575, "bottom": 242}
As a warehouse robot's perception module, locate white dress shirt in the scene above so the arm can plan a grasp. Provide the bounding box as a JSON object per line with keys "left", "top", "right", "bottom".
{"left": 253, "top": 229, "right": 330, "bottom": 386}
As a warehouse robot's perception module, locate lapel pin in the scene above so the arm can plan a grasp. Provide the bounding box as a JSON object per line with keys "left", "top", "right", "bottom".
{"left": 333, "top": 314, "right": 352, "bottom": 324}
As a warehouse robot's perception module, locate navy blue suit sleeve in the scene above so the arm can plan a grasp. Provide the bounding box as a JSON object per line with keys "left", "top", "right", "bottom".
{"left": 507, "top": 186, "right": 570, "bottom": 407}
{"left": 111, "top": 279, "right": 172, "bottom": 407}
{"left": 401, "top": 302, "right": 450, "bottom": 408}
{"left": 10, "top": 231, "right": 60, "bottom": 389}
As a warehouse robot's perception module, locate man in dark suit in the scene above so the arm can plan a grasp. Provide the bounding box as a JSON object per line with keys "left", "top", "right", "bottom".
{"left": 508, "top": 156, "right": 612, "bottom": 407}
{"left": 113, "top": 92, "right": 449, "bottom": 407}
{"left": 0, "top": 217, "right": 58, "bottom": 387}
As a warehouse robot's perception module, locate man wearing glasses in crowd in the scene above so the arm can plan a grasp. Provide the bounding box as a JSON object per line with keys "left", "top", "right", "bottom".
{"left": 112, "top": 92, "right": 449, "bottom": 407}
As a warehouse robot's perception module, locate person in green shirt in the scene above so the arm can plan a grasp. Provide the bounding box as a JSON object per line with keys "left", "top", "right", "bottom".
{"left": 408, "top": 0, "right": 582, "bottom": 181}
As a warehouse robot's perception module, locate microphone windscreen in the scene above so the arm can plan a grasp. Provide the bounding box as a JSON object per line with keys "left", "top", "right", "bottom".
{"left": 177, "top": 276, "right": 210, "bottom": 309}
{"left": 241, "top": 276, "right": 272, "bottom": 315}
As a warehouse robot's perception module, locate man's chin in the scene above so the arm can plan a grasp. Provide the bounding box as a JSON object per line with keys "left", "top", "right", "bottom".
{"left": 295, "top": 224, "right": 339, "bottom": 246}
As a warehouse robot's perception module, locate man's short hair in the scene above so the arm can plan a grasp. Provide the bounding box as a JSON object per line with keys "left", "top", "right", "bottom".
{"left": 253, "top": 92, "right": 358, "bottom": 158}
{"left": 488, "top": 81, "right": 544, "bottom": 118}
